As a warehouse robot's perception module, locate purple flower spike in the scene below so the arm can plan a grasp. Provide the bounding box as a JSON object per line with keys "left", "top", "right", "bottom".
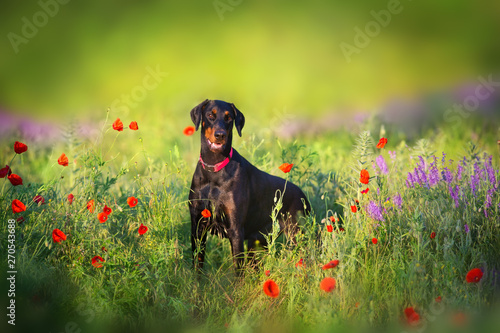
{"left": 406, "top": 172, "right": 415, "bottom": 188}
{"left": 428, "top": 156, "right": 440, "bottom": 187}
{"left": 449, "top": 185, "right": 460, "bottom": 208}
{"left": 484, "top": 155, "right": 497, "bottom": 189}
{"left": 393, "top": 193, "right": 402, "bottom": 209}
{"left": 366, "top": 201, "right": 385, "bottom": 222}
{"left": 388, "top": 151, "right": 397, "bottom": 161}
{"left": 442, "top": 167, "right": 454, "bottom": 184}
{"left": 484, "top": 188, "right": 494, "bottom": 217}
{"left": 470, "top": 174, "right": 479, "bottom": 198}
{"left": 376, "top": 155, "right": 389, "bottom": 175}
{"left": 456, "top": 161, "right": 464, "bottom": 181}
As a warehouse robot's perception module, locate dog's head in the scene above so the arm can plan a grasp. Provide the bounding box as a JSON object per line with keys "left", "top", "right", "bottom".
{"left": 190, "top": 99, "right": 245, "bottom": 153}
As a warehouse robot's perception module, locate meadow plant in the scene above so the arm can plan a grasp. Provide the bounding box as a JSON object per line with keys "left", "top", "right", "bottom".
{"left": 1, "top": 117, "right": 499, "bottom": 333}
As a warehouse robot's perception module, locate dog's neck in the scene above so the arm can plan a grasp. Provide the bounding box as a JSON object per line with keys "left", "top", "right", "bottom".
{"left": 199, "top": 137, "right": 233, "bottom": 171}
{"left": 199, "top": 147, "right": 233, "bottom": 172}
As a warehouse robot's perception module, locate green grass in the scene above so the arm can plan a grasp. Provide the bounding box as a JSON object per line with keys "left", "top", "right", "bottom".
{"left": 1, "top": 113, "right": 499, "bottom": 333}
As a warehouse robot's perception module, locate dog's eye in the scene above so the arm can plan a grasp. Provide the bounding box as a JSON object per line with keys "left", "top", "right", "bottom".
{"left": 207, "top": 113, "right": 215, "bottom": 120}
{"left": 224, "top": 115, "right": 232, "bottom": 122}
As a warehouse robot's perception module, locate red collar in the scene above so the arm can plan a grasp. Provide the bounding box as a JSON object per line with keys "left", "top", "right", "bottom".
{"left": 199, "top": 148, "right": 233, "bottom": 172}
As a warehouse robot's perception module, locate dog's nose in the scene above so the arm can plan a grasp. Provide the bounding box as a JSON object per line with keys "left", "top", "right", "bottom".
{"left": 214, "top": 130, "right": 226, "bottom": 141}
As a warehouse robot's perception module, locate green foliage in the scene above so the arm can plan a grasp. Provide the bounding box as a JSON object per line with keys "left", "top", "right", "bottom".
{"left": 1, "top": 118, "right": 499, "bottom": 333}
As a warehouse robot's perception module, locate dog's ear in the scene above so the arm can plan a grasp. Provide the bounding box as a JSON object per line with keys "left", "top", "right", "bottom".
{"left": 190, "top": 99, "right": 209, "bottom": 131}
{"left": 231, "top": 103, "right": 245, "bottom": 137}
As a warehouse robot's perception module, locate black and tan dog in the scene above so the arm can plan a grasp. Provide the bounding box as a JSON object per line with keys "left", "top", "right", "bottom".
{"left": 189, "top": 99, "right": 310, "bottom": 273}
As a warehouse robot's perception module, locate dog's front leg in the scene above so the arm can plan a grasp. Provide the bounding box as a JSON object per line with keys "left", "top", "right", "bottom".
{"left": 228, "top": 228, "right": 245, "bottom": 275}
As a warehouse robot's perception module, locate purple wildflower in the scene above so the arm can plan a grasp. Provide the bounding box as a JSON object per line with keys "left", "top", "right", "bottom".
{"left": 418, "top": 156, "right": 427, "bottom": 172}
{"left": 376, "top": 155, "right": 388, "bottom": 175}
{"left": 441, "top": 167, "right": 454, "bottom": 184}
{"left": 474, "top": 161, "right": 484, "bottom": 183}
{"left": 428, "top": 156, "right": 440, "bottom": 187}
{"left": 470, "top": 174, "right": 479, "bottom": 198}
{"left": 388, "top": 151, "right": 396, "bottom": 161}
{"left": 449, "top": 185, "right": 460, "bottom": 208}
{"left": 456, "top": 161, "right": 464, "bottom": 181}
{"left": 366, "top": 201, "right": 385, "bottom": 222}
{"left": 406, "top": 172, "right": 415, "bottom": 188}
{"left": 393, "top": 193, "right": 402, "bottom": 209}
{"left": 484, "top": 155, "right": 497, "bottom": 189}
{"left": 464, "top": 224, "right": 470, "bottom": 233}
{"left": 484, "top": 188, "right": 494, "bottom": 217}
{"left": 415, "top": 166, "right": 428, "bottom": 188}
{"left": 415, "top": 156, "right": 429, "bottom": 187}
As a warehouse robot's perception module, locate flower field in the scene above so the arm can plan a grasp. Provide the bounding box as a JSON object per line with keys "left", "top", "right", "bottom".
{"left": 1, "top": 113, "right": 499, "bottom": 333}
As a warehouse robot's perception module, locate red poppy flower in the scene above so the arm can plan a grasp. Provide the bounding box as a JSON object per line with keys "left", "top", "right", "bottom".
{"left": 376, "top": 137, "right": 388, "bottom": 149}
{"left": 322, "top": 259, "right": 339, "bottom": 270}
{"left": 97, "top": 212, "right": 108, "bottom": 223}
{"left": 295, "top": 258, "right": 304, "bottom": 268}
{"left": 87, "top": 199, "right": 95, "bottom": 213}
{"left": 33, "top": 195, "right": 45, "bottom": 205}
{"left": 103, "top": 205, "right": 112, "bottom": 215}
{"left": 14, "top": 141, "right": 28, "bottom": 154}
{"left": 329, "top": 216, "right": 337, "bottom": 223}
{"left": 102, "top": 246, "right": 107, "bottom": 252}
{"left": 372, "top": 237, "right": 378, "bottom": 244}
{"left": 361, "top": 188, "right": 369, "bottom": 194}
{"left": 138, "top": 223, "right": 148, "bottom": 235}
{"left": 404, "top": 307, "right": 420, "bottom": 326}
{"left": 0, "top": 165, "right": 11, "bottom": 178}
{"left": 326, "top": 225, "right": 333, "bottom": 232}
{"left": 52, "top": 229, "right": 67, "bottom": 243}
{"left": 8, "top": 173, "right": 23, "bottom": 186}
{"left": 183, "top": 126, "right": 195, "bottom": 136}
{"left": 263, "top": 279, "right": 280, "bottom": 298}
{"left": 435, "top": 296, "right": 442, "bottom": 303}
{"left": 465, "top": 268, "right": 483, "bottom": 283}
{"left": 351, "top": 205, "right": 357, "bottom": 213}
{"left": 113, "top": 118, "right": 124, "bottom": 131}
{"left": 91, "top": 255, "right": 104, "bottom": 268}
{"left": 129, "top": 121, "right": 139, "bottom": 130}
{"left": 338, "top": 227, "right": 345, "bottom": 232}
{"left": 279, "top": 163, "right": 294, "bottom": 173}
{"left": 12, "top": 199, "right": 26, "bottom": 213}
{"left": 360, "top": 169, "right": 370, "bottom": 184}
{"left": 201, "top": 209, "right": 211, "bottom": 218}
{"left": 17, "top": 216, "right": 25, "bottom": 224}
{"left": 320, "top": 277, "right": 336, "bottom": 292}
{"left": 127, "top": 196, "right": 138, "bottom": 207}
{"left": 265, "top": 270, "right": 270, "bottom": 276}
{"left": 68, "top": 193, "right": 74, "bottom": 205}
{"left": 58, "top": 153, "right": 69, "bottom": 166}
{"left": 430, "top": 232, "right": 436, "bottom": 239}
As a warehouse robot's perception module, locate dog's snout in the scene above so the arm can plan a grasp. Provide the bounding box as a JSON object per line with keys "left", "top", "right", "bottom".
{"left": 214, "top": 130, "right": 226, "bottom": 141}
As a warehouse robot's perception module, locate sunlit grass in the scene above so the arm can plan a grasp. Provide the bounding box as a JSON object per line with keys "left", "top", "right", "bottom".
{"left": 0, "top": 112, "right": 499, "bottom": 333}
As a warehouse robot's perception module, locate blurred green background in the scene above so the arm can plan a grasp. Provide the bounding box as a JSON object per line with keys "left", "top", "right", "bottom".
{"left": 0, "top": 0, "right": 499, "bottom": 138}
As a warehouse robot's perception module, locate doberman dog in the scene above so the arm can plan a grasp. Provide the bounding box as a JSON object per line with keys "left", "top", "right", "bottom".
{"left": 189, "top": 99, "right": 310, "bottom": 273}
